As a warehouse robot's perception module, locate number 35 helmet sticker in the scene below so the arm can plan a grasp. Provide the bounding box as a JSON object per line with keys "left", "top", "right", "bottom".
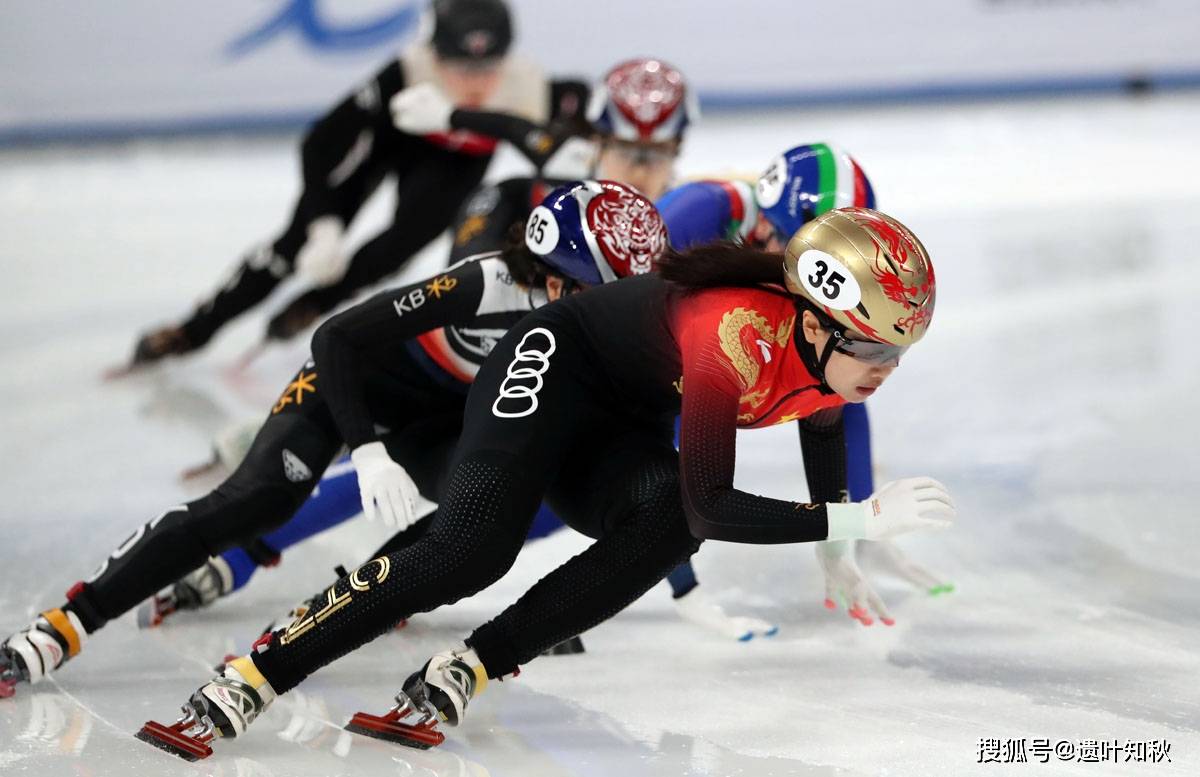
{"left": 796, "top": 249, "right": 862, "bottom": 311}
{"left": 783, "top": 207, "right": 937, "bottom": 346}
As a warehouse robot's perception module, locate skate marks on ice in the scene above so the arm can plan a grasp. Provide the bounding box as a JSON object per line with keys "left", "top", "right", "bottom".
{"left": 885, "top": 506, "right": 1200, "bottom": 735}
{"left": 1, "top": 572, "right": 846, "bottom": 777}
{"left": 4, "top": 96, "right": 1200, "bottom": 775}
{"left": 0, "top": 686, "right": 190, "bottom": 776}
{"left": 470, "top": 682, "right": 856, "bottom": 777}
{"left": 0, "top": 673, "right": 851, "bottom": 777}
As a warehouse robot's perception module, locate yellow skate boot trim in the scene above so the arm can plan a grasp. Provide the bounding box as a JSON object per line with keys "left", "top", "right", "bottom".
{"left": 227, "top": 656, "right": 270, "bottom": 691}
{"left": 41, "top": 609, "right": 83, "bottom": 658}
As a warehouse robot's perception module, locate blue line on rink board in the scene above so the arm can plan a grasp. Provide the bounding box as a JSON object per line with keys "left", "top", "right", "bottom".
{"left": 3, "top": 69, "right": 1200, "bottom": 147}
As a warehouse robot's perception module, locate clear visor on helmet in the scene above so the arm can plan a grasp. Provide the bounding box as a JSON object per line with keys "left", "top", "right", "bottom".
{"left": 601, "top": 138, "right": 678, "bottom": 168}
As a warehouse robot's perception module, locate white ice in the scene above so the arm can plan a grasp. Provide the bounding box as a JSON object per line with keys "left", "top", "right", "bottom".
{"left": 2, "top": 93, "right": 1199, "bottom": 777}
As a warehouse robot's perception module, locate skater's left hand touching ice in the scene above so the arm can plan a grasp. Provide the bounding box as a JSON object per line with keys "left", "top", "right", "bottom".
{"left": 857, "top": 539, "right": 954, "bottom": 597}
{"left": 815, "top": 540, "right": 893, "bottom": 627}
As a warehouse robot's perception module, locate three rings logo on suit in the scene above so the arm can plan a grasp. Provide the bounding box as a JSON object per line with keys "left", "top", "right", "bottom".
{"left": 491, "top": 328, "right": 557, "bottom": 419}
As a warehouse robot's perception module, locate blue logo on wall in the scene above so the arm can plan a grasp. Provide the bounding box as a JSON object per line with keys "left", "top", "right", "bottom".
{"left": 228, "top": 0, "right": 422, "bottom": 56}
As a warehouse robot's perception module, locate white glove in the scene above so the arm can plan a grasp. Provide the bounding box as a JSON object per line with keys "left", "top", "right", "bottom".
{"left": 350, "top": 442, "right": 420, "bottom": 530}
{"left": 815, "top": 540, "right": 893, "bottom": 627}
{"left": 857, "top": 539, "right": 955, "bottom": 596}
{"left": 294, "top": 215, "right": 348, "bottom": 286}
{"left": 826, "top": 477, "right": 955, "bottom": 542}
{"left": 673, "top": 587, "right": 778, "bottom": 641}
{"left": 389, "top": 82, "right": 454, "bottom": 135}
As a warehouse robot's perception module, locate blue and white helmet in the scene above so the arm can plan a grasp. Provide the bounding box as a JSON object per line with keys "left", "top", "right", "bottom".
{"left": 754, "top": 143, "right": 877, "bottom": 242}
{"left": 524, "top": 180, "right": 668, "bottom": 286}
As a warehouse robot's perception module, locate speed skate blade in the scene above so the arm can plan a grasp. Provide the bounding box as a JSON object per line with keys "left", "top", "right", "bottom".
{"left": 345, "top": 711, "right": 444, "bottom": 749}
{"left": 0, "top": 654, "right": 23, "bottom": 698}
{"left": 101, "top": 362, "right": 142, "bottom": 381}
{"left": 230, "top": 342, "right": 267, "bottom": 374}
{"left": 180, "top": 456, "right": 222, "bottom": 482}
{"left": 136, "top": 598, "right": 169, "bottom": 629}
{"left": 542, "top": 635, "right": 585, "bottom": 655}
{"left": 134, "top": 720, "right": 213, "bottom": 761}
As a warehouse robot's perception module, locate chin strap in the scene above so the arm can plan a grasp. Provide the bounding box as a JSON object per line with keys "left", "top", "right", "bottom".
{"left": 815, "top": 338, "right": 839, "bottom": 386}
{"left": 793, "top": 300, "right": 839, "bottom": 396}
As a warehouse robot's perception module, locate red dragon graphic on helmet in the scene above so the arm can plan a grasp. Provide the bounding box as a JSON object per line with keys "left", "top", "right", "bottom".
{"left": 586, "top": 185, "right": 668, "bottom": 277}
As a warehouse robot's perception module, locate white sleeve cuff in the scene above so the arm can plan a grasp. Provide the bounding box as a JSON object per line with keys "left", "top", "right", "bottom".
{"left": 825, "top": 502, "right": 867, "bottom": 542}
{"left": 350, "top": 441, "right": 390, "bottom": 467}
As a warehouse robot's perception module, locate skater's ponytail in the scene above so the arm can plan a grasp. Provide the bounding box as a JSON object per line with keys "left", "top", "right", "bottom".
{"left": 657, "top": 241, "right": 784, "bottom": 292}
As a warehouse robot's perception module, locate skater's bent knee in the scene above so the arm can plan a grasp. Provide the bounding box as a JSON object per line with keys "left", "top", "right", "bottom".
{"left": 187, "top": 484, "right": 303, "bottom": 553}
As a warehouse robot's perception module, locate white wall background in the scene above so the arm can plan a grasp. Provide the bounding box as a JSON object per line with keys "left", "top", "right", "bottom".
{"left": 2, "top": 0, "right": 1198, "bottom": 140}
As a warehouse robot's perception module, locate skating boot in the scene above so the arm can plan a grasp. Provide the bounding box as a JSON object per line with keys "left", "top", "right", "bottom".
{"left": 104, "top": 324, "right": 195, "bottom": 379}
{"left": 138, "top": 557, "right": 234, "bottom": 629}
{"left": 266, "top": 292, "right": 324, "bottom": 342}
{"left": 673, "top": 587, "right": 778, "bottom": 642}
{"left": 1, "top": 608, "right": 89, "bottom": 696}
{"left": 181, "top": 419, "right": 261, "bottom": 480}
{"left": 136, "top": 656, "right": 276, "bottom": 761}
{"left": 542, "top": 635, "right": 586, "bottom": 655}
{"left": 0, "top": 647, "right": 19, "bottom": 698}
{"left": 346, "top": 646, "right": 488, "bottom": 749}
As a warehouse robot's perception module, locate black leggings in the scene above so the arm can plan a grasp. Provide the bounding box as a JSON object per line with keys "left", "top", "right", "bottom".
{"left": 65, "top": 362, "right": 462, "bottom": 630}
{"left": 251, "top": 306, "right": 702, "bottom": 693}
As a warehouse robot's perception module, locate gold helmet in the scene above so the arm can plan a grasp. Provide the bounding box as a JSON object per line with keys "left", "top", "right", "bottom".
{"left": 783, "top": 207, "right": 936, "bottom": 353}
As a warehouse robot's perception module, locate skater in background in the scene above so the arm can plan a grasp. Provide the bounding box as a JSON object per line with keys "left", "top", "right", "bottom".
{"left": 0, "top": 181, "right": 664, "bottom": 696}
{"left": 147, "top": 143, "right": 950, "bottom": 648}
{"left": 139, "top": 206, "right": 953, "bottom": 756}
{"left": 441, "top": 56, "right": 697, "bottom": 265}
{"left": 140, "top": 59, "right": 783, "bottom": 646}
{"left": 120, "top": 0, "right": 589, "bottom": 373}
{"left": 260, "top": 55, "right": 699, "bottom": 343}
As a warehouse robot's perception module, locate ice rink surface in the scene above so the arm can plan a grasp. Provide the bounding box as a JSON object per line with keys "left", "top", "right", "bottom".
{"left": 2, "top": 93, "right": 1199, "bottom": 776}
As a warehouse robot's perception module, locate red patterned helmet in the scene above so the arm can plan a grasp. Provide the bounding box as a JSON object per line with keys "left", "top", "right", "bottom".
{"left": 524, "top": 180, "right": 667, "bottom": 285}
{"left": 587, "top": 58, "right": 698, "bottom": 142}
